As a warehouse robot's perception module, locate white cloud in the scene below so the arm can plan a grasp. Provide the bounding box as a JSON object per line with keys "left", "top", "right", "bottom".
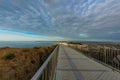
{"left": 79, "top": 33, "right": 89, "bottom": 38}
{"left": 0, "top": 0, "right": 120, "bottom": 41}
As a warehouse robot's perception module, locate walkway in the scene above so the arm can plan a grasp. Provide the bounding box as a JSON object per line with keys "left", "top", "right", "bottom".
{"left": 55, "top": 45, "right": 120, "bottom": 80}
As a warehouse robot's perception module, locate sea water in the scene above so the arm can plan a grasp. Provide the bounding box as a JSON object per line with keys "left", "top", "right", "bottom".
{"left": 0, "top": 41, "right": 57, "bottom": 48}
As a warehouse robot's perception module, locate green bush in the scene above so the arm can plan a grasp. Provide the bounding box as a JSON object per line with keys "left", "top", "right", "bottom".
{"left": 3, "top": 53, "right": 15, "bottom": 60}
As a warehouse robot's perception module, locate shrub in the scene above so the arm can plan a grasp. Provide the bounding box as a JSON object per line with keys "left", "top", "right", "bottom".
{"left": 3, "top": 53, "right": 15, "bottom": 60}
{"left": 1, "top": 46, "right": 10, "bottom": 49}
{"left": 34, "top": 46, "right": 39, "bottom": 49}
{"left": 31, "top": 60, "right": 35, "bottom": 64}
{"left": 22, "top": 49, "right": 29, "bottom": 52}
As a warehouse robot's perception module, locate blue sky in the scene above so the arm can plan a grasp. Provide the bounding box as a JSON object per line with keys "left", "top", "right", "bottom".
{"left": 0, "top": 0, "right": 120, "bottom": 41}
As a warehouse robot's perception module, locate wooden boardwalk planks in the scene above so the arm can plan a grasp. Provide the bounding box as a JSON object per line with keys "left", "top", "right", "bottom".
{"left": 55, "top": 45, "right": 120, "bottom": 80}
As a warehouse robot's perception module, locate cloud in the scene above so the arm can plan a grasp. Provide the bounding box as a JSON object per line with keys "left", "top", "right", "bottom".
{"left": 79, "top": 33, "right": 89, "bottom": 38}
{"left": 0, "top": 0, "right": 120, "bottom": 41}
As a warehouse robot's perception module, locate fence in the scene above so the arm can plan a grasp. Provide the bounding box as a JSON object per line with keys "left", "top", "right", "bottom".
{"left": 68, "top": 44, "right": 120, "bottom": 70}
{"left": 31, "top": 45, "right": 59, "bottom": 80}
{"left": 99, "top": 48, "right": 120, "bottom": 69}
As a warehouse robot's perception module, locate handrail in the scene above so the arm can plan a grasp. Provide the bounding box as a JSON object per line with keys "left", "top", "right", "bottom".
{"left": 68, "top": 44, "right": 120, "bottom": 71}
{"left": 31, "top": 45, "right": 59, "bottom": 80}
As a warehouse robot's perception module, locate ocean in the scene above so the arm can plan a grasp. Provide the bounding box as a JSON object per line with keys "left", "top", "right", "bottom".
{"left": 0, "top": 41, "right": 57, "bottom": 48}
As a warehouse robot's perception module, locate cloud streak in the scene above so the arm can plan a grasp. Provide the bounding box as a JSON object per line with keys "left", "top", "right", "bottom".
{"left": 0, "top": 0, "right": 120, "bottom": 41}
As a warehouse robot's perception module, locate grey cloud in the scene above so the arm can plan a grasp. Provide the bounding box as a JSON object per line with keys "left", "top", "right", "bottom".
{"left": 0, "top": 0, "right": 120, "bottom": 41}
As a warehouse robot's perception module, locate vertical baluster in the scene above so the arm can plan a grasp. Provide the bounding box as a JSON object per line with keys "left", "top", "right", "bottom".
{"left": 108, "top": 49, "right": 110, "bottom": 65}
{"left": 42, "top": 72, "right": 44, "bottom": 80}
{"left": 101, "top": 48, "right": 103, "bottom": 62}
{"left": 52, "top": 55, "right": 55, "bottom": 80}
{"left": 116, "top": 50, "right": 119, "bottom": 69}
{"left": 104, "top": 48, "right": 107, "bottom": 64}
{"left": 50, "top": 59, "right": 52, "bottom": 80}
{"left": 51, "top": 57, "right": 53, "bottom": 80}
{"left": 106, "top": 49, "right": 108, "bottom": 64}
{"left": 45, "top": 64, "right": 48, "bottom": 80}
{"left": 115, "top": 50, "right": 117, "bottom": 69}
{"left": 111, "top": 49, "right": 114, "bottom": 67}
{"left": 44, "top": 67, "right": 47, "bottom": 80}
{"left": 47, "top": 62, "right": 50, "bottom": 80}
{"left": 99, "top": 48, "right": 101, "bottom": 61}
{"left": 107, "top": 49, "right": 109, "bottom": 64}
{"left": 119, "top": 50, "right": 120, "bottom": 70}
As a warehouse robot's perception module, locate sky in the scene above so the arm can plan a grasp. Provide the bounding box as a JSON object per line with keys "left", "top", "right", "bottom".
{"left": 0, "top": 0, "right": 120, "bottom": 41}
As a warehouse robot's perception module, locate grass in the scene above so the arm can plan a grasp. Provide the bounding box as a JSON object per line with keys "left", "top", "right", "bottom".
{"left": 0, "top": 45, "right": 56, "bottom": 80}
{"left": 3, "top": 53, "right": 15, "bottom": 60}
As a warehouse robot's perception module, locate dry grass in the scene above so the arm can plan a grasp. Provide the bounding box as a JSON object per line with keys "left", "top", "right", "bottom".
{"left": 0, "top": 45, "right": 56, "bottom": 80}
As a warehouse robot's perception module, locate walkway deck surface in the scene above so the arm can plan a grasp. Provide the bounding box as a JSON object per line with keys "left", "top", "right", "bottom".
{"left": 55, "top": 45, "right": 120, "bottom": 80}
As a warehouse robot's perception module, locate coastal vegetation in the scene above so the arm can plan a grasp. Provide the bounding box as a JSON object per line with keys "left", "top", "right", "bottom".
{"left": 0, "top": 45, "right": 56, "bottom": 80}
{"left": 2, "top": 53, "right": 15, "bottom": 60}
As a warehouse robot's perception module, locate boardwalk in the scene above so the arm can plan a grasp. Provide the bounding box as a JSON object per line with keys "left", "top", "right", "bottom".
{"left": 55, "top": 45, "right": 120, "bottom": 80}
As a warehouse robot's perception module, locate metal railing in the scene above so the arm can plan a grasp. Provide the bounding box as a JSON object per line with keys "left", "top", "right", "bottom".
{"left": 68, "top": 44, "right": 120, "bottom": 70}
{"left": 31, "top": 45, "right": 59, "bottom": 80}
{"left": 98, "top": 48, "right": 120, "bottom": 70}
